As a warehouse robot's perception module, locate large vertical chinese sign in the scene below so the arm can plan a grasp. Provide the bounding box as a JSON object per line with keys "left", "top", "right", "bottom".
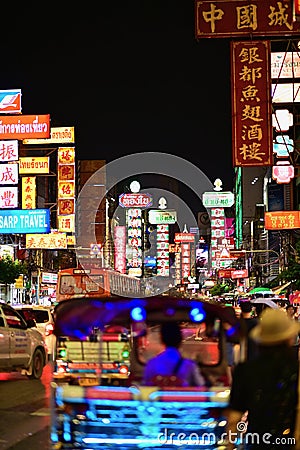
{"left": 57, "top": 147, "right": 76, "bottom": 234}
{"left": 231, "top": 40, "right": 273, "bottom": 167}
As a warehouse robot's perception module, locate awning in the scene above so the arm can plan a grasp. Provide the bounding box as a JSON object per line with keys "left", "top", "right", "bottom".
{"left": 272, "top": 281, "right": 291, "bottom": 295}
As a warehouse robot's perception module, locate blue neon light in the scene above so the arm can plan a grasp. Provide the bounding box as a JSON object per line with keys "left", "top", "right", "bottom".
{"left": 130, "top": 306, "right": 146, "bottom": 322}
{"left": 189, "top": 307, "right": 205, "bottom": 322}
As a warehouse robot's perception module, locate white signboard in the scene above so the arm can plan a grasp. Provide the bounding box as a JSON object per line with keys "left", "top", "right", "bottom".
{"left": 148, "top": 209, "right": 177, "bottom": 224}
{"left": 202, "top": 191, "right": 234, "bottom": 208}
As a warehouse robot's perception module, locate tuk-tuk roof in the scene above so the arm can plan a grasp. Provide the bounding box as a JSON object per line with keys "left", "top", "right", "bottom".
{"left": 53, "top": 295, "right": 239, "bottom": 338}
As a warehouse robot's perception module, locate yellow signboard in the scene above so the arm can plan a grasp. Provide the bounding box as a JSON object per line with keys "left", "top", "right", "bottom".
{"left": 26, "top": 233, "right": 67, "bottom": 249}
{"left": 19, "top": 157, "right": 50, "bottom": 174}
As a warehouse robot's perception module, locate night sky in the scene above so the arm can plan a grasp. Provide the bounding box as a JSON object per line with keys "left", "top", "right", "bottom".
{"left": 1, "top": 2, "right": 234, "bottom": 210}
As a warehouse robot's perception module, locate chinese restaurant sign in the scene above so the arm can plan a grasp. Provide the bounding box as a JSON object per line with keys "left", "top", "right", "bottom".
{"left": 265, "top": 211, "right": 300, "bottom": 230}
{"left": 0, "top": 115, "right": 50, "bottom": 140}
{"left": 231, "top": 40, "right": 273, "bottom": 167}
{"left": 25, "top": 233, "right": 67, "bottom": 249}
{"left": 195, "top": 0, "right": 300, "bottom": 38}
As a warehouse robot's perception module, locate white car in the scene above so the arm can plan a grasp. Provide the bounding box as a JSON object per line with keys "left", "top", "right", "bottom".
{"left": 14, "top": 305, "right": 56, "bottom": 361}
{"left": 0, "top": 302, "right": 47, "bottom": 379}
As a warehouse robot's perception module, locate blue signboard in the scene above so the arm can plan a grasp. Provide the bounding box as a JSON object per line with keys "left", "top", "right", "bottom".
{"left": 0, "top": 209, "right": 50, "bottom": 234}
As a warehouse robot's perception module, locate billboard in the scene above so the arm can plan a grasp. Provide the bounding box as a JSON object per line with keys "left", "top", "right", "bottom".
{"left": 231, "top": 40, "right": 273, "bottom": 167}
{"left": 195, "top": 0, "right": 300, "bottom": 38}
{"left": 0, "top": 89, "right": 22, "bottom": 114}
{"left": 0, "top": 115, "right": 50, "bottom": 140}
{"left": 0, "top": 209, "right": 50, "bottom": 234}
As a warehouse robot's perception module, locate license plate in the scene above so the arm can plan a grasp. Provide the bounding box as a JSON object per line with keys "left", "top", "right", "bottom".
{"left": 78, "top": 378, "right": 99, "bottom": 386}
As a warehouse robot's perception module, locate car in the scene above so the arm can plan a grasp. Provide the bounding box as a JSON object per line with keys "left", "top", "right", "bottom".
{"left": 14, "top": 305, "right": 56, "bottom": 361}
{"left": 0, "top": 302, "right": 47, "bottom": 379}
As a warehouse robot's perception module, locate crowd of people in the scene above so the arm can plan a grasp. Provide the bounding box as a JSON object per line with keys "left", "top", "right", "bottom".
{"left": 141, "top": 300, "right": 300, "bottom": 449}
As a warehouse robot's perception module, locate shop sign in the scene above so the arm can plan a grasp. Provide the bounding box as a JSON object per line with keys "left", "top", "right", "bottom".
{"left": 0, "top": 209, "right": 50, "bottom": 234}
{"left": 148, "top": 209, "right": 177, "bottom": 224}
{"left": 119, "top": 193, "right": 153, "bottom": 208}
{"left": 195, "top": 1, "right": 300, "bottom": 38}
{"left": 202, "top": 191, "right": 234, "bottom": 208}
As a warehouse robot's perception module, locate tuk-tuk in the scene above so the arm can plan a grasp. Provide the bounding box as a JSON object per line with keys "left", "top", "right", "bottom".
{"left": 51, "top": 295, "right": 239, "bottom": 449}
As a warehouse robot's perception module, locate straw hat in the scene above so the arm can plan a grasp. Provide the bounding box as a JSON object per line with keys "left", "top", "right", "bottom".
{"left": 250, "top": 307, "right": 300, "bottom": 345}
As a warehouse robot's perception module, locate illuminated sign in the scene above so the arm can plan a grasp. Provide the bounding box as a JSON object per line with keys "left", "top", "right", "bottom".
{"left": 265, "top": 211, "right": 300, "bottom": 230}
{"left": 41, "top": 272, "right": 58, "bottom": 284}
{"left": 174, "top": 233, "right": 195, "bottom": 243}
{"left": 22, "top": 176, "right": 36, "bottom": 209}
{"left": 23, "top": 126, "right": 75, "bottom": 144}
{"left": 26, "top": 233, "right": 67, "bottom": 249}
{"left": 19, "top": 157, "right": 50, "bottom": 174}
{"left": 0, "top": 89, "right": 22, "bottom": 114}
{"left": 148, "top": 209, "right": 177, "bottom": 224}
{"left": 119, "top": 193, "right": 153, "bottom": 208}
{"left": 0, "top": 140, "right": 18, "bottom": 161}
{"left": 0, "top": 209, "right": 50, "bottom": 234}
{"left": 272, "top": 163, "right": 294, "bottom": 183}
{"left": 232, "top": 40, "right": 273, "bottom": 167}
{"left": 271, "top": 52, "right": 300, "bottom": 79}
{"left": 0, "top": 115, "right": 50, "bottom": 140}
{"left": 0, "top": 187, "right": 18, "bottom": 208}
{"left": 202, "top": 191, "right": 234, "bottom": 208}
{"left": 195, "top": 0, "right": 300, "bottom": 38}
{"left": 272, "top": 83, "right": 300, "bottom": 103}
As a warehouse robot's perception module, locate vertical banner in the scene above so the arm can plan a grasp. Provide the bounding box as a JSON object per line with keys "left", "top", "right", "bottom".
{"left": 57, "top": 147, "right": 76, "bottom": 233}
{"left": 156, "top": 224, "right": 170, "bottom": 277}
{"left": 231, "top": 40, "right": 273, "bottom": 167}
{"left": 126, "top": 208, "right": 142, "bottom": 277}
{"left": 114, "top": 225, "right": 126, "bottom": 274}
{"left": 22, "top": 176, "right": 36, "bottom": 209}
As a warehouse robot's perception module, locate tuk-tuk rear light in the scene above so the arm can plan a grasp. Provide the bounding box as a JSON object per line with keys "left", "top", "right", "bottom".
{"left": 119, "top": 365, "right": 129, "bottom": 375}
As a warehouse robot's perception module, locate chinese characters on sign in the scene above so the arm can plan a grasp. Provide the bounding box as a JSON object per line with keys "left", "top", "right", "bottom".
{"left": 231, "top": 40, "right": 273, "bottom": 167}
{"left": 195, "top": 0, "right": 300, "bottom": 38}
{"left": 22, "top": 177, "right": 36, "bottom": 209}
{"left": 57, "top": 147, "right": 76, "bottom": 233}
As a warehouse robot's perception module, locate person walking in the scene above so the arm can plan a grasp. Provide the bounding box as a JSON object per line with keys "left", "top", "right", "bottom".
{"left": 225, "top": 308, "right": 300, "bottom": 450}
{"left": 239, "top": 301, "right": 259, "bottom": 361}
{"left": 142, "top": 321, "right": 205, "bottom": 387}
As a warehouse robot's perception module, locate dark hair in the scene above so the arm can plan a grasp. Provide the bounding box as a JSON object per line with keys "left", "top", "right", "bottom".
{"left": 240, "top": 301, "right": 253, "bottom": 313}
{"left": 160, "top": 322, "right": 182, "bottom": 348}
{"left": 286, "top": 304, "right": 296, "bottom": 314}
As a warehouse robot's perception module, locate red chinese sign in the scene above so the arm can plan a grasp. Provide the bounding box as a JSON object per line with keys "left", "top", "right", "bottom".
{"left": 195, "top": 0, "right": 300, "bottom": 38}
{"left": 119, "top": 193, "right": 153, "bottom": 208}
{"left": 231, "top": 40, "right": 273, "bottom": 167}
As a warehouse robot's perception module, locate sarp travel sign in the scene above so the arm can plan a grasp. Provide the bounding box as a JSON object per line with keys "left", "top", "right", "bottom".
{"left": 119, "top": 193, "right": 153, "bottom": 208}
{"left": 0, "top": 209, "right": 50, "bottom": 234}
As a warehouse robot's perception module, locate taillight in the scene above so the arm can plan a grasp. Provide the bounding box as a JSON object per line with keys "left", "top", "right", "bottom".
{"left": 119, "top": 365, "right": 129, "bottom": 375}
{"left": 45, "top": 323, "right": 54, "bottom": 336}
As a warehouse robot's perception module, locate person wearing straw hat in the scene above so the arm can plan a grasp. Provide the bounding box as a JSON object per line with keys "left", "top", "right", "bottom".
{"left": 225, "top": 308, "right": 300, "bottom": 450}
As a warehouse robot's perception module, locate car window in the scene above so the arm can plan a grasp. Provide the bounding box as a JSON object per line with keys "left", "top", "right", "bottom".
{"left": 19, "top": 309, "right": 50, "bottom": 324}
{"left": 2, "top": 305, "right": 26, "bottom": 329}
